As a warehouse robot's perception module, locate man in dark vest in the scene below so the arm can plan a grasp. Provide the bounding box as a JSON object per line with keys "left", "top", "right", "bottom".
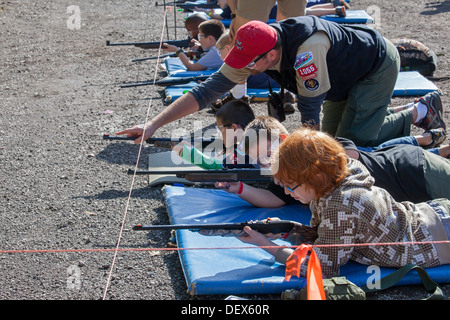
{"left": 118, "top": 17, "right": 445, "bottom": 147}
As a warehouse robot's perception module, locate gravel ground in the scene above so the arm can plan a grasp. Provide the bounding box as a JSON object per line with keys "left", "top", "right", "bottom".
{"left": 0, "top": 0, "right": 449, "bottom": 302}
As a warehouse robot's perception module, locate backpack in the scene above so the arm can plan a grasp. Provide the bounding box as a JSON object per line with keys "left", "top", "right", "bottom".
{"left": 281, "top": 264, "right": 446, "bottom": 300}
{"left": 391, "top": 38, "right": 438, "bottom": 77}
{"left": 281, "top": 277, "right": 366, "bottom": 300}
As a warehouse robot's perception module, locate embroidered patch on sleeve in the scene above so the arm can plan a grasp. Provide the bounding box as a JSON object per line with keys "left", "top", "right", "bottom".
{"left": 294, "top": 51, "right": 313, "bottom": 69}
{"left": 304, "top": 78, "right": 320, "bottom": 92}
{"left": 297, "top": 63, "right": 318, "bottom": 78}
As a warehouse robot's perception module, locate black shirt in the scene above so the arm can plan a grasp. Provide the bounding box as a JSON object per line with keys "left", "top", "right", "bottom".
{"left": 337, "top": 137, "right": 429, "bottom": 203}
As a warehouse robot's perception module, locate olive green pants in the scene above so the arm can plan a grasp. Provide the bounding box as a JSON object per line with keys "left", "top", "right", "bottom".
{"left": 322, "top": 39, "right": 413, "bottom": 147}
{"left": 423, "top": 151, "right": 450, "bottom": 199}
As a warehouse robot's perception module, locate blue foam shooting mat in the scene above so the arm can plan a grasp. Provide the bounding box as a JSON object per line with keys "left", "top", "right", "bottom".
{"left": 163, "top": 71, "right": 439, "bottom": 103}
{"left": 163, "top": 186, "right": 450, "bottom": 296}
{"left": 320, "top": 10, "right": 373, "bottom": 24}
{"left": 163, "top": 57, "right": 218, "bottom": 77}
{"left": 306, "top": 0, "right": 351, "bottom": 6}
{"left": 164, "top": 86, "right": 275, "bottom": 104}
{"left": 393, "top": 71, "right": 439, "bottom": 96}
{"left": 216, "top": 10, "right": 371, "bottom": 27}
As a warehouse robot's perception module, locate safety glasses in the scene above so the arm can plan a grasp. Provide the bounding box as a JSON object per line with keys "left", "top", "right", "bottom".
{"left": 245, "top": 50, "right": 270, "bottom": 69}
{"left": 283, "top": 184, "right": 300, "bottom": 193}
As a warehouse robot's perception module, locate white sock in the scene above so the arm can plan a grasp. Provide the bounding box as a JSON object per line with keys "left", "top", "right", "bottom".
{"left": 414, "top": 101, "right": 428, "bottom": 123}
{"left": 230, "top": 83, "right": 246, "bottom": 99}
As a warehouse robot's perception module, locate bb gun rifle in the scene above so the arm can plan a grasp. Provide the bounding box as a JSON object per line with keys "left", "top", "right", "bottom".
{"left": 106, "top": 38, "right": 194, "bottom": 50}
{"left": 131, "top": 52, "right": 177, "bottom": 62}
{"left": 156, "top": 2, "right": 219, "bottom": 11}
{"left": 120, "top": 74, "right": 210, "bottom": 88}
{"left": 133, "top": 219, "right": 319, "bottom": 243}
{"left": 103, "top": 134, "right": 221, "bottom": 149}
{"left": 132, "top": 49, "right": 200, "bottom": 62}
{"left": 127, "top": 167, "right": 272, "bottom": 183}
{"left": 133, "top": 220, "right": 295, "bottom": 234}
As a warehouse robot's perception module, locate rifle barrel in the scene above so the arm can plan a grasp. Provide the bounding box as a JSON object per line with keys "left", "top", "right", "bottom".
{"left": 106, "top": 39, "right": 193, "bottom": 49}
{"left": 133, "top": 220, "right": 295, "bottom": 234}
{"left": 120, "top": 75, "right": 210, "bottom": 88}
{"left": 103, "top": 134, "right": 219, "bottom": 144}
{"left": 120, "top": 81, "right": 154, "bottom": 88}
{"left": 132, "top": 53, "right": 176, "bottom": 62}
{"left": 127, "top": 168, "right": 272, "bottom": 182}
{"left": 154, "top": 75, "right": 210, "bottom": 86}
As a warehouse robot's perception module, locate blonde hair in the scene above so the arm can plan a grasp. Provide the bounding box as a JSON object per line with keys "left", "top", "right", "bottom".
{"left": 216, "top": 30, "right": 232, "bottom": 50}
{"left": 272, "top": 127, "right": 350, "bottom": 198}
{"left": 242, "top": 116, "right": 288, "bottom": 154}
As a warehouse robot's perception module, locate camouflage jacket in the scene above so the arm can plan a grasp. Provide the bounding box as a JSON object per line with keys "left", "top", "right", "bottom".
{"left": 280, "top": 158, "right": 441, "bottom": 279}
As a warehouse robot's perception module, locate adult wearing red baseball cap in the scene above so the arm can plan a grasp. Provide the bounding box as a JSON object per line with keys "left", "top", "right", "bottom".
{"left": 118, "top": 16, "right": 445, "bottom": 149}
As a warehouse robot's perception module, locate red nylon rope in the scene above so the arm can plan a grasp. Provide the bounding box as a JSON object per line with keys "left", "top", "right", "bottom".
{"left": 1, "top": 239, "right": 449, "bottom": 255}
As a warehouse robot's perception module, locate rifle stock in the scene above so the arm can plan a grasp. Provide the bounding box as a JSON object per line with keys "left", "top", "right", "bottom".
{"left": 106, "top": 39, "right": 193, "bottom": 49}
{"left": 127, "top": 168, "right": 272, "bottom": 182}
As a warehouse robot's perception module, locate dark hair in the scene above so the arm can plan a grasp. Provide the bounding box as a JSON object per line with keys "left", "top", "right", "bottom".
{"left": 198, "top": 19, "right": 225, "bottom": 41}
{"left": 185, "top": 12, "right": 209, "bottom": 26}
{"left": 272, "top": 30, "right": 282, "bottom": 51}
{"left": 215, "top": 100, "right": 255, "bottom": 128}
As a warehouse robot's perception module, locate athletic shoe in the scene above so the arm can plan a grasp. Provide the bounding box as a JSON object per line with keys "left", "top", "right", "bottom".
{"left": 335, "top": 6, "right": 346, "bottom": 17}
{"left": 414, "top": 90, "right": 446, "bottom": 131}
{"left": 423, "top": 128, "right": 446, "bottom": 149}
{"left": 332, "top": 0, "right": 350, "bottom": 9}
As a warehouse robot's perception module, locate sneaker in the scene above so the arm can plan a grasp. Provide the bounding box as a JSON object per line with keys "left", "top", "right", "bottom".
{"left": 210, "top": 92, "right": 252, "bottom": 112}
{"left": 414, "top": 90, "right": 446, "bottom": 131}
{"left": 332, "top": 0, "right": 350, "bottom": 9}
{"left": 335, "top": 6, "right": 346, "bottom": 17}
{"left": 423, "top": 128, "right": 446, "bottom": 149}
{"left": 282, "top": 91, "right": 296, "bottom": 114}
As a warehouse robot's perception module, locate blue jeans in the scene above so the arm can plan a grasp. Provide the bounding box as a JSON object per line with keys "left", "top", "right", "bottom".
{"left": 357, "top": 136, "right": 440, "bottom": 155}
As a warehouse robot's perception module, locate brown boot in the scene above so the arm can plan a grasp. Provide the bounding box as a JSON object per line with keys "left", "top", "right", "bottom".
{"left": 282, "top": 91, "right": 296, "bottom": 114}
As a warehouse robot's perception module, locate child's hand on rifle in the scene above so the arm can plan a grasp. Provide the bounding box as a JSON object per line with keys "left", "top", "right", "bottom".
{"left": 162, "top": 43, "right": 179, "bottom": 53}
{"left": 172, "top": 141, "right": 192, "bottom": 157}
{"left": 237, "top": 225, "right": 280, "bottom": 256}
{"left": 215, "top": 181, "right": 242, "bottom": 194}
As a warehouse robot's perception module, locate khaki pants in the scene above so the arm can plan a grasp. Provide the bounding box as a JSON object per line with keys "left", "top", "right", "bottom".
{"left": 321, "top": 39, "right": 411, "bottom": 147}
{"left": 233, "top": 0, "right": 307, "bottom": 39}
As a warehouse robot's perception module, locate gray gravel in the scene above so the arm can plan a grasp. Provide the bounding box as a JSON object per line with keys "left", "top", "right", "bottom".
{"left": 0, "top": 0, "right": 449, "bottom": 300}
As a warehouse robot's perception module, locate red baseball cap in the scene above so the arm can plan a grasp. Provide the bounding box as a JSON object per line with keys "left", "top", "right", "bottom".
{"left": 224, "top": 20, "right": 278, "bottom": 69}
